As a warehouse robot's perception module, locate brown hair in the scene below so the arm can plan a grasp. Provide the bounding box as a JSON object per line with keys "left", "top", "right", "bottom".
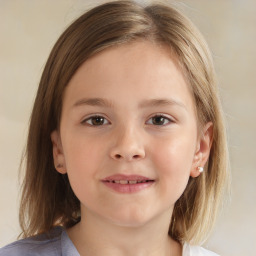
{"left": 19, "top": 0, "right": 230, "bottom": 244}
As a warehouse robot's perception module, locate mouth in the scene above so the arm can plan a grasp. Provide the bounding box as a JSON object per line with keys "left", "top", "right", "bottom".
{"left": 104, "top": 179, "right": 154, "bottom": 184}
{"left": 102, "top": 174, "right": 155, "bottom": 193}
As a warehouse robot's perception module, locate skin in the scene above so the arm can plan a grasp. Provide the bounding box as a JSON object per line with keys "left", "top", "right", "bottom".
{"left": 51, "top": 40, "right": 213, "bottom": 256}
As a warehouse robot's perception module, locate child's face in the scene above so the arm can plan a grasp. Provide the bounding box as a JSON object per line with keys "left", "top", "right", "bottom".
{"left": 52, "top": 41, "right": 211, "bottom": 227}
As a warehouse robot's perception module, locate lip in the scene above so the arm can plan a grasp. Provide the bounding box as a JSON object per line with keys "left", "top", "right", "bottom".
{"left": 101, "top": 174, "right": 155, "bottom": 194}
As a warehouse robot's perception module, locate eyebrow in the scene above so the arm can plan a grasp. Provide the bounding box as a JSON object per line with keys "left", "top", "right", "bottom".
{"left": 73, "top": 98, "right": 113, "bottom": 108}
{"left": 73, "top": 97, "right": 187, "bottom": 111}
{"left": 138, "top": 98, "right": 187, "bottom": 110}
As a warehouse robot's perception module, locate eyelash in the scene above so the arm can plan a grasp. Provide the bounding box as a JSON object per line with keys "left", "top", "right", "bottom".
{"left": 146, "top": 114, "right": 173, "bottom": 126}
{"left": 81, "top": 115, "right": 109, "bottom": 126}
{"left": 81, "top": 114, "right": 174, "bottom": 127}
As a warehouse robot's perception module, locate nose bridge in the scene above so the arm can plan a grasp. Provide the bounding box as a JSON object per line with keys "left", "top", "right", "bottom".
{"left": 110, "top": 122, "right": 145, "bottom": 161}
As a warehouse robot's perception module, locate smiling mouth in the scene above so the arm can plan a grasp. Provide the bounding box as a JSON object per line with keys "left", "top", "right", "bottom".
{"left": 102, "top": 175, "right": 155, "bottom": 193}
{"left": 105, "top": 180, "right": 154, "bottom": 184}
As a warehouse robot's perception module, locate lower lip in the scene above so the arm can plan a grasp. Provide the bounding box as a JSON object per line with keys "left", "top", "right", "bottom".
{"left": 102, "top": 181, "right": 155, "bottom": 193}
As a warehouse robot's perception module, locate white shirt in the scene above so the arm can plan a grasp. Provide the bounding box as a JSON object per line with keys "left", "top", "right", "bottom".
{"left": 183, "top": 242, "right": 220, "bottom": 256}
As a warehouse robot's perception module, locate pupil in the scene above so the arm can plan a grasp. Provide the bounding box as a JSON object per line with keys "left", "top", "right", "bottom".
{"left": 92, "top": 117, "right": 104, "bottom": 125}
{"left": 153, "top": 116, "right": 164, "bottom": 125}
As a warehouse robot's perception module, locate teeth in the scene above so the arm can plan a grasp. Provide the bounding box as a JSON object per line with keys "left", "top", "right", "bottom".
{"left": 120, "top": 180, "right": 128, "bottom": 184}
{"left": 109, "top": 180, "right": 152, "bottom": 184}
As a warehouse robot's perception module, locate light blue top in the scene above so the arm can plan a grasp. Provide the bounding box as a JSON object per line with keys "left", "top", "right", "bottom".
{"left": 0, "top": 226, "right": 219, "bottom": 256}
{"left": 0, "top": 227, "right": 79, "bottom": 256}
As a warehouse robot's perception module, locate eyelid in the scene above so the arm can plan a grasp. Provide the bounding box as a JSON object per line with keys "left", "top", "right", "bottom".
{"left": 81, "top": 114, "right": 111, "bottom": 126}
{"left": 146, "top": 113, "right": 175, "bottom": 125}
{"left": 80, "top": 113, "right": 175, "bottom": 126}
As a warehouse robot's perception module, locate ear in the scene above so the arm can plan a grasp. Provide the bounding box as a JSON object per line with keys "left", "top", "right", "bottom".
{"left": 51, "top": 130, "right": 67, "bottom": 174}
{"left": 190, "top": 122, "right": 213, "bottom": 178}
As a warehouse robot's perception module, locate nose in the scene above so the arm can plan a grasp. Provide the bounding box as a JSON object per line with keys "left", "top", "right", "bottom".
{"left": 109, "top": 127, "right": 146, "bottom": 161}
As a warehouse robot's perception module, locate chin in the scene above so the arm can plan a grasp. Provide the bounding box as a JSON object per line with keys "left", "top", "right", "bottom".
{"left": 105, "top": 209, "right": 160, "bottom": 229}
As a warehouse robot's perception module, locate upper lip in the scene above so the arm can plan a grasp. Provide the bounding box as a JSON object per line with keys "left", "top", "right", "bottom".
{"left": 102, "top": 174, "right": 154, "bottom": 182}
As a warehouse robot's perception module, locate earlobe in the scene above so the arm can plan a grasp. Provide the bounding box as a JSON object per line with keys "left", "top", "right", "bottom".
{"left": 190, "top": 122, "right": 213, "bottom": 178}
{"left": 51, "top": 130, "right": 67, "bottom": 174}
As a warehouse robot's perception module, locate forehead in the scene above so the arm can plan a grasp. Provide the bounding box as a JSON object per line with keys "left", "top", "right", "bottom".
{"left": 63, "top": 40, "right": 195, "bottom": 111}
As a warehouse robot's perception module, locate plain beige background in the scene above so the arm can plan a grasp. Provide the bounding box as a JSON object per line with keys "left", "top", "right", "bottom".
{"left": 0, "top": 1, "right": 256, "bottom": 255}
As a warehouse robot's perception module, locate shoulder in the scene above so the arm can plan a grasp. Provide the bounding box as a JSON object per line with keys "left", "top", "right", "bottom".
{"left": 183, "top": 243, "right": 220, "bottom": 256}
{"left": 0, "top": 227, "right": 63, "bottom": 256}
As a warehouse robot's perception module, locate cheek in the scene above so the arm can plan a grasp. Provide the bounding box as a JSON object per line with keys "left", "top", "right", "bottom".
{"left": 154, "top": 134, "right": 196, "bottom": 171}
{"left": 61, "top": 136, "right": 106, "bottom": 196}
{"left": 63, "top": 134, "right": 105, "bottom": 171}
{"left": 151, "top": 135, "right": 196, "bottom": 199}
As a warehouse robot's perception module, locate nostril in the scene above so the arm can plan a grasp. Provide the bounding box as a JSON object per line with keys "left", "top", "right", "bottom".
{"left": 114, "top": 154, "right": 140, "bottom": 160}
{"left": 116, "top": 154, "right": 141, "bottom": 160}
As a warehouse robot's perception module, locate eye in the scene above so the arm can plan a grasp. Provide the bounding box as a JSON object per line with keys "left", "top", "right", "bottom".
{"left": 82, "top": 115, "right": 110, "bottom": 126}
{"left": 146, "top": 114, "right": 173, "bottom": 126}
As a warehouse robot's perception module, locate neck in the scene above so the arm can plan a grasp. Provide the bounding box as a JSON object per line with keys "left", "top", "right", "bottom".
{"left": 67, "top": 208, "right": 182, "bottom": 256}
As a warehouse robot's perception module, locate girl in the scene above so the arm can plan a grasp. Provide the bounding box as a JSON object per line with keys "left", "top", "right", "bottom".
{"left": 0, "top": 1, "right": 229, "bottom": 255}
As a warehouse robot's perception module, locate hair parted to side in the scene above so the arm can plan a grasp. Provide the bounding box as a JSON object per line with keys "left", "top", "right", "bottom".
{"left": 19, "top": 0, "right": 230, "bottom": 245}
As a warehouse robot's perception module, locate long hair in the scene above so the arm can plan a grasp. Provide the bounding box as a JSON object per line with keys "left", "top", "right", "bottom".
{"left": 19, "top": 0, "right": 230, "bottom": 244}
